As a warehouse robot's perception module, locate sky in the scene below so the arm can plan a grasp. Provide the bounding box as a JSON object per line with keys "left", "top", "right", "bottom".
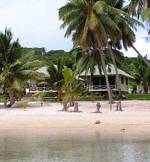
{"left": 0, "top": 0, "right": 149, "bottom": 58}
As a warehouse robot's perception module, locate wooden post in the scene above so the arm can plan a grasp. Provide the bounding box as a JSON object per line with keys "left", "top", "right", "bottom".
{"left": 74, "top": 102, "right": 79, "bottom": 112}
{"left": 96, "top": 102, "right": 101, "bottom": 113}
{"left": 116, "top": 101, "right": 122, "bottom": 111}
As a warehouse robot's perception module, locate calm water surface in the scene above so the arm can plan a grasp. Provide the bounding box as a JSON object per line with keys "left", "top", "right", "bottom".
{"left": 0, "top": 131, "right": 150, "bottom": 162}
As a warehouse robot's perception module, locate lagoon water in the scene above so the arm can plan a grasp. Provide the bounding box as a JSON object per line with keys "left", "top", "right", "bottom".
{"left": 0, "top": 132, "right": 150, "bottom": 162}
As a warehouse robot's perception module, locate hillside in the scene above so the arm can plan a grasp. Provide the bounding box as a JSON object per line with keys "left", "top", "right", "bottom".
{"left": 21, "top": 47, "right": 149, "bottom": 76}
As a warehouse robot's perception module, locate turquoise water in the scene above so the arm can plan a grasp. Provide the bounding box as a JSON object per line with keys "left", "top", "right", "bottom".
{"left": 0, "top": 132, "right": 150, "bottom": 162}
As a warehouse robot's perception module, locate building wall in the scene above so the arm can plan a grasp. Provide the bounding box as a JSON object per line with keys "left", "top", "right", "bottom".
{"left": 137, "top": 85, "right": 150, "bottom": 94}
{"left": 81, "top": 75, "right": 129, "bottom": 92}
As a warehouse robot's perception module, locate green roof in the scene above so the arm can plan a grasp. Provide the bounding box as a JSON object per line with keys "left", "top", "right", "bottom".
{"left": 80, "top": 64, "right": 134, "bottom": 79}
{"left": 37, "top": 64, "right": 134, "bottom": 79}
{"left": 37, "top": 66, "right": 49, "bottom": 77}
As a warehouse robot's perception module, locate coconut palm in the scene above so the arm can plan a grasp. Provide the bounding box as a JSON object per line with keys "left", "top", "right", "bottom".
{"left": 128, "top": 0, "right": 144, "bottom": 16}
{"left": 72, "top": 48, "right": 99, "bottom": 89}
{"left": 128, "top": 0, "right": 150, "bottom": 16}
{"left": 129, "top": 0, "right": 150, "bottom": 35}
{"left": 104, "top": 0, "right": 149, "bottom": 99}
{"left": 47, "top": 59, "right": 64, "bottom": 101}
{"left": 59, "top": 0, "right": 131, "bottom": 103}
{"left": 62, "top": 68, "right": 83, "bottom": 111}
{"left": 0, "top": 28, "right": 43, "bottom": 107}
{"left": 112, "top": 2, "right": 150, "bottom": 69}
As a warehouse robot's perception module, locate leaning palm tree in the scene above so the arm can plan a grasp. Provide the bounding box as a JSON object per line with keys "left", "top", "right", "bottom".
{"left": 0, "top": 28, "right": 43, "bottom": 107}
{"left": 59, "top": 0, "right": 131, "bottom": 104}
{"left": 128, "top": 0, "right": 150, "bottom": 16}
{"left": 106, "top": 0, "right": 150, "bottom": 97}
{"left": 128, "top": 0, "right": 150, "bottom": 41}
{"left": 113, "top": 4, "right": 150, "bottom": 69}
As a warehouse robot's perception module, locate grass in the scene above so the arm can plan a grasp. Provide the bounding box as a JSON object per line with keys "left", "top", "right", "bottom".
{"left": 0, "top": 95, "right": 4, "bottom": 102}
{"left": 0, "top": 93, "right": 150, "bottom": 104}
{"left": 79, "top": 94, "right": 150, "bottom": 101}
{"left": 126, "top": 94, "right": 150, "bottom": 100}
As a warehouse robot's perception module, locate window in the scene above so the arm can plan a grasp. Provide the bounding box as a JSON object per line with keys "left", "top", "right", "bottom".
{"left": 126, "top": 78, "right": 128, "bottom": 85}
{"left": 121, "top": 77, "right": 124, "bottom": 84}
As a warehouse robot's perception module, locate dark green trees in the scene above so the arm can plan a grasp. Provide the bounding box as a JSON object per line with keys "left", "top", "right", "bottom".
{"left": 132, "top": 56, "right": 150, "bottom": 94}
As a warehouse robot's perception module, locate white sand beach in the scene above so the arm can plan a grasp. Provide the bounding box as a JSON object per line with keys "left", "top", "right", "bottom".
{"left": 0, "top": 101, "right": 150, "bottom": 141}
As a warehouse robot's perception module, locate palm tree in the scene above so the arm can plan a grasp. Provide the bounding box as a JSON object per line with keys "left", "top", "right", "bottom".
{"left": 62, "top": 68, "right": 83, "bottom": 111}
{"left": 106, "top": 0, "right": 149, "bottom": 97}
{"left": 59, "top": 0, "right": 131, "bottom": 104}
{"left": 112, "top": 3, "right": 150, "bottom": 69}
{"left": 0, "top": 28, "right": 43, "bottom": 107}
{"left": 47, "top": 59, "right": 64, "bottom": 101}
{"left": 128, "top": 0, "right": 150, "bottom": 42}
{"left": 128, "top": 0, "right": 150, "bottom": 16}
{"left": 131, "top": 56, "right": 150, "bottom": 93}
{"left": 73, "top": 48, "right": 100, "bottom": 90}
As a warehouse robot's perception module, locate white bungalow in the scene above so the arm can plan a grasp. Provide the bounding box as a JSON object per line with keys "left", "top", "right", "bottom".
{"left": 26, "top": 65, "right": 134, "bottom": 95}
{"left": 79, "top": 64, "right": 134, "bottom": 93}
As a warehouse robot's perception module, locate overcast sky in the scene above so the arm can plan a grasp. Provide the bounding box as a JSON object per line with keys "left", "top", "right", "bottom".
{"left": 0, "top": 0, "right": 149, "bottom": 58}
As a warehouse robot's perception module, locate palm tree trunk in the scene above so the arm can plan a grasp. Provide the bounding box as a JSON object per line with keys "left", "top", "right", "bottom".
{"left": 58, "top": 90, "right": 62, "bottom": 101}
{"left": 131, "top": 45, "right": 150, "bottom": 69}
{"left": 7, "top": 89, "right": 15, "bottom": 107}
{"left": 3, "top": 90, "right": 8, "bottom": 108}
{"left": 98, "top": 49, "right": 113, "bottom": 109}
{"left": 143, "top": 82, "right": 148, "bottom": 94}
{"left": 70, "top": 96, "right": 74, "bottom": 106}
{"left": 107, "top": 44, "right": 122, "bottom": 98}
{"left": 85, "top": 71, "right": 89, "bottom": 93}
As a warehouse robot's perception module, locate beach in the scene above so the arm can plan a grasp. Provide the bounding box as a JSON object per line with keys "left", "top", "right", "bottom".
{"left": 0, "top": 101, "right": 150, "bottom": 141}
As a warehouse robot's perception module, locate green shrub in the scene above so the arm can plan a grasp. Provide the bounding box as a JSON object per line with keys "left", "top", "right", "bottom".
{"left": 20, "top": 102, "right": 29, "bottom": 109}
{"left": 79, "top": 94, "right": 104, "bottom": 101}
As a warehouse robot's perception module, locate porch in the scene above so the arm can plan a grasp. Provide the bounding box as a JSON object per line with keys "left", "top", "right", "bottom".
{"left": 26, "top": 86, "right": 57, "bottom": 95}
{"left": 85, "top": 84, "right": 128, "bottom": 92}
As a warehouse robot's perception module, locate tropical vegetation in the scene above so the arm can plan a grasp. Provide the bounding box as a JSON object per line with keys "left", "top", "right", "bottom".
{"left": 58, "top": 0, "right": 150, "bottom": 105}
{"left": 62, "top": 68, "right": 83, "bottom": 110}
{"left": 131, "top": 56, "right": 150, "bottom": 93}
{"left": 0, "top": 0, "right": 150, "bottom": 108}
{"left": 0, "top": 29, "right": 43, "bottom": 107}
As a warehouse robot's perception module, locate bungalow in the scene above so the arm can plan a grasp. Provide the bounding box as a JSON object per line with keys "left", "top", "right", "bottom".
{"left": 26, "top": 66, "right": 57, "bottom": 95}
{"left": 79, "top": 64, "right": 134, "bottom": 93}
{"left": 26, "top": 64, "right": 134, "bottom": 95}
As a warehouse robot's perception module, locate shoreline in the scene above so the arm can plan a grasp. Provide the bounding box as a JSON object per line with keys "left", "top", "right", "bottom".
{"left": 0, "top": 100, "right": 150, "bottom": 141}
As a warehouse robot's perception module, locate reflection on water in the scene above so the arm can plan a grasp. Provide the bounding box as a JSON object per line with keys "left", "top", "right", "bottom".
{"left": 0, "top": 131, "right": 150, "bottom": 162}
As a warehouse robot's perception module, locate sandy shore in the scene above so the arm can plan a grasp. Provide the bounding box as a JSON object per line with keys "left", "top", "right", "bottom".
{"left": 0, "top": 101, "right": 150, "bottom": 141}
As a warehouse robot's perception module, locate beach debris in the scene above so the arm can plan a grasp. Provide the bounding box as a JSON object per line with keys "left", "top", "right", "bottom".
{"left": 120, "top": 128, "right": 126, "bottom": 132}
{"left": 95, "top": 120, "right": 101, "bottom": 124}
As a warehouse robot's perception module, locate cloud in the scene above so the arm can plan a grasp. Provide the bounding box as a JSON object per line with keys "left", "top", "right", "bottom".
{"left": 122, "top": 27, "right": 150, "bottom": 58}
{"left": 0, "top": 0, "right": 149, "bottom": 58}
{"left": 0, "top": 0, "right": 72, "bottom": 51}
